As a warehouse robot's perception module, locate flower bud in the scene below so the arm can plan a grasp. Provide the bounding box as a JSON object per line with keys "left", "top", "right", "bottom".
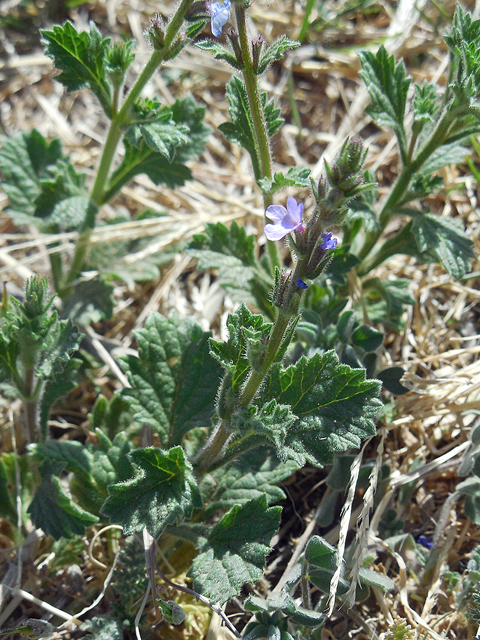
{"left": 144, "top": 14, "right": 165, "bottom": 49}
{"left": 226, "top": 30, "right": 244, "bottom": 67}
{"left": 251, "top": 37, "right": 264, "bottom": 73}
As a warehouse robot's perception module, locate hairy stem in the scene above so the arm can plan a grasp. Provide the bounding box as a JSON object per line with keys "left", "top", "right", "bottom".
{"left": 61, "top": 0, "right": 193, "bottom": 292}
{"left": 234, "top": 2, "right": 280, "bottom": 271}
{"left": 23, "top": 366, "right": 38, "bottom": 442}
{"left": 356, "top": 112, "right": 454, "bottom": 265}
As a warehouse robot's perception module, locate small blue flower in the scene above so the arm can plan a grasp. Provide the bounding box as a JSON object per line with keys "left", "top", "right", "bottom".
{"left": 319, "top": 232, "right": 337, "bottom": 251}
{"left": 207, "top": 0, "right": 231, "bottom": 37}
{"left": 296, "top": 278, "right": 308, "bottom": 289}
{"left": 265, "top": 197, "right": 306, "bottom": 241}
{"left": 417, "top": 535, "right": 433, "bottom": 549}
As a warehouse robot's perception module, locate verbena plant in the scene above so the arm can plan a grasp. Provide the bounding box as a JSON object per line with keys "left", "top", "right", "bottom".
{"left": 0, "top": 1, "right": 478, "bottom": 638}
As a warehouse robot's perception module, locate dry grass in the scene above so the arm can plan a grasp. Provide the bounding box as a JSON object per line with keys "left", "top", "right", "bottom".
{"left": 0, "top": 0, "right": 480, "bottom": 638}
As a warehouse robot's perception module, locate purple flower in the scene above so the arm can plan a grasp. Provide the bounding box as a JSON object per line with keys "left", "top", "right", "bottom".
{"left": 417, "top": 535, "right": 433, "bottom": 550}
{"left": 265, "top": 197, "right": 305, "bottom": 241}
{"left": 207, "top": 0, "right": 231, "bottom": 37}
{"left": 296, "top": 278, "right": 308, "bottom": 289}
{"left": 319, "top": 232, "right": 337, "bottom": 251}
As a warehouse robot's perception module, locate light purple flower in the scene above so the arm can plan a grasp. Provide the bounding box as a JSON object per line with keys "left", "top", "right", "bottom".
{"left": 265, "top": 197, "right": 305, "bottom": 241}
{"left": 207, "top": 0, "right": 231, "bottom": 37}
{"left": 319, "top": 232, "right": 337, "bottom": 251}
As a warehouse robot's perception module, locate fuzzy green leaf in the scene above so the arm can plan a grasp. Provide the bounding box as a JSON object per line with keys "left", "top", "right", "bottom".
{"left": 62, "top": 277, "right": 114, "bottom": 324}
{"left": 41, "top": 22, "right": 111, "bottom": 113}
{"left": 28, "top": 463, "right": 98, "bottom": 539}
{"left": 413, "top": 83, "right": 439, "bottom": 124}
{"left": 258, "top": 166, "right": 311, "bottom": 194}
{"left": 189, "top": 495, "right": 281, "bottom": 604}
{"left": 121, "top": 313, "right": 222, "bottom": 446}
{"left": 409, "top": 212, "right": 475, "bottom": 279}
{"left": 209, "top": 304, "right": 271, "bottom": 391}
{"left": 0, "top": 129, "right": 87, "bottom": 231}
{"left": 171, "top": 96, "right": 210, "bottom": 162}
{"left": 362, "top": 277, "right": 415, "bottom": 330}
{"left": 256, "top": 36, "right": 301, "bottom": 75}
{"left": 204, "top": 448, "right": 297, "bottom": 516}
{"left": 359, "top": 46, "right": 410, "bottom": 160}
{"left": 106, "top": 139, "right": 192, "bottom": 198}
{"left": 186, "top": 221, "right": 258, "bottom": 301}
{"left": 262, "top": 351, "right": 381, "bottom": 467}
{"left": 351, "top": 324, "right": 384, "bottom": 352}
{"left": 83, "top": 615, "right": 123, "bottom": 640}
{"left": 419, "top": 141, "right": 469, "bottom": 174}
{"left": 101, "top": 446, "right": 202, "bottom": 538}
{"left": 195, "top": 39, "right": 243, "bottom": 69}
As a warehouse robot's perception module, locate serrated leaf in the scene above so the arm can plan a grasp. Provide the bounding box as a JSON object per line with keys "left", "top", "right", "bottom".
{"left": 186, "top": 221, "right": 259, "bottom": 301}
{"left": 195, "top": 39, "right": 243, "bottom": 69}
{"left": 209, "top": 304, "right": 271, "bottom": 391}
{"left": 28, "top": 467, "right": 98, "bottom": 539}
{"left": 0, "top": 129, "right": 87, "bottom": 230}
{"left": 256, "top": 36, "right": 301, "bottom": 75}
{"left": 188, "top": 495, "right": 281, "bottom": 604}
{"left": 29, "top": 440, "right": 92, "bottom": 481}
{"left": 232, "top": 400, "right": 297, "bottom": 452}
{"left": 418, "top": 140, "right": 469, "bottom": 174}
{"left": 409, "top": 212, "right": 475, "bottom": 279}
{"left": 414, "top": 82, "right": 439, "bottom": 124}
{"left": 41, "top": 22, "right": 111, "bottom": 113}
{"left": 359, "top": 46, "right": 410, "bottom": 160}
{"left": 121, "top": 313, "right": 222, "bottom": 446}
{"left": 106, "top": 139, "right": 192, "bottom": 199}
{"left": 219, "top": 76, "right": 282, "bottom": 179}
{"left": 262, "top": 351, "right": 381, "bottom": 467}
{"left": 46, "top": 196, "right": 96, "bottom": 232}
{"left": 444, "top": 5, "right": 480, "bottom": 52}
{"left": 125, "top": 120, "right": 190, "bottom": 160}
{"left": 205, "top": 447, "right": 297, "bottom": 516}
{"left": 101, "top": 446, "right": 202, "bottom": 538}
{"left": 171, "top": 96, "right": 210, "bottom": 162}
{"left": 258, "top": 166, "right": 311, "bottom": 194}
{"left": 62, "top": 278, "right": 114, "bottom": 324}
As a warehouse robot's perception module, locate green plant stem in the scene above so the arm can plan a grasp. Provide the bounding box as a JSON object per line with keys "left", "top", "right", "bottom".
{"left": 49, "top": 249, "right": 63, "bottom": 296}
{"left": 23, "top": 366, "right": 38, "bottom": 441}
{"left": 298, "top": 0, "right": 316, "bottom": 43}
{"left": 61, "top": 0, "right": 193, "bottom": 292}
{"left": 357, "top": 222, "right": 413, "bottom": 275}
{"left": 356, "top": 113, "right": 454, "bottom": 266}
{"left": 234, "top": 2, "right": 280, "bottom": 272}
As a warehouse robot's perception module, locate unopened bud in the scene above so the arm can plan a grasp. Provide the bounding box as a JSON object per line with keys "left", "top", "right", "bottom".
{"left": 226, "top": 30, "right": 244, "bottom": 66}
{"left": 251, "top": 37, "right": 264, "bottom": 73}
{"left": 145, "top": 14, "right": 165, "bottom": 49}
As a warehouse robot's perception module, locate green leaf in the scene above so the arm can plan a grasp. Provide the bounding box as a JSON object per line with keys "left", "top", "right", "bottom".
{"left": 358, "top": 567, "right": 395, "bottom": 591}
{"left": 82, "top": 615, "right": 123, "bottom": 640}
{"left": 46, "top": 196, "right": 96, "bottom": 232}
{"left": 358, "top": 46, "right": 410, "bottom": 161}
{"left": 41, "top": 22, "right": 111, "bottom": 114}
{"left": 29, "top": 440, "right": 92, "bottom": 482}
{"left": 195, "top": 39, "right": 243, "bottom": 69}
{"left": 256, "top": 36, "right": 301, "bottom": 75}
{"left": 231, "top": 400, "right": 297, "bottom": 452}
{"left": 171, "top": 96, "right": 210, "bottom": 162}
{"left": 186, "top": 221, "right": 259, "bottom": 302}
{"left": 346, "top": 171, "right": 380, "bottom": 232}
{"left": 413, "top": 82, "right": 439, "bottom": 124}
{"left": 0, "top": 129, "right": 87, "bottom": 231}
{"left": 336, "top": 309, "right": 357, "bottom": 343}
{"left": 121, "top": 313, "right": 222, "bottom": 446}
{"left": 409, "top": 211, "right": 475, "bottom": 279}
{"left": 362, "top": 277, "right": 415, "bottom": 330}
{"left": 101, "top": 446, "right": 202, "bottom": 538}
{"left": 62, "top": 277, "right": 114, "bottom": 324}
{"left": 106, "top": 139, "right": 192, "bottom": 199}
{"left": 418, "top": 140, "right": 469, "bottom": 174}
{"left": 204, "top": 447, "right": 297, "bottom": 516}
{"left": 219, "top": 76, "right": 282, "bottom": 179}
{"left": 444, "top": 5, "right": 480, "bottom": 53}
{"left": 351, "top": 324, "right": 384, "bottom": 352}
{"left": 258, "top": 166, "right": 311, "bottom": 194}
{"left": 28, "top": 464, "right": 98, "bottom": 539}
{"left": 262, "top": 351, "right": 382, "bottom": 467}
{"left": 209, "top": 304, "right": 271, "bottom": 391}
{"left": 377, "top": 366, "right": 410, "bottom": 395}
{"left": 125, "top": 120, "right": 190, "bottom": 160}
{"left": 188, "top": 495, "right": 281, "bottom": 604}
